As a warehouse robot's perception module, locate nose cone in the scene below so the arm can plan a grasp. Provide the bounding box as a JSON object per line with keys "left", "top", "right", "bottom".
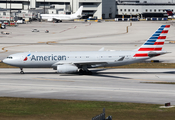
{"left": 3, "top": 54, "right": 21, "bottom": 67}
{"left": 2, "top": 57, "right": 16, "bottom": 66}
{"left": 2, "top": 58, "right": 8, "bottom": 64}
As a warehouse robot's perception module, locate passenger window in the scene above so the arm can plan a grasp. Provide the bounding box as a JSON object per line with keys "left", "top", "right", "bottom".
{"left": 7, "top": 57, "right": 13, "bottom": 59}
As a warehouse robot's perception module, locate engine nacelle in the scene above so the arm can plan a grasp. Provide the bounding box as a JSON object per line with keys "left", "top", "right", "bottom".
{"left": 57, "top": 64, "right": 78, "bottom": 73}
{"left": 47, "top": 18, "right": 53, "bottom": 21}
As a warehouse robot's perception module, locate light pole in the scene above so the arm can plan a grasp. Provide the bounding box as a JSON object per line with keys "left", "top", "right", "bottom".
{"left": 10, "top": 0, "right": 11, "bottom": 22}
{"left": 6, "top": 0, "right": 7, "bottom": 9}
{"left": 28, "top": 0, "right": 29, "bottom": 10}
{"left": 44, "top": 0, "right": 45, "bottom": 14}
{"left": 72, "top": 0, "right": 73, "bottom": 14}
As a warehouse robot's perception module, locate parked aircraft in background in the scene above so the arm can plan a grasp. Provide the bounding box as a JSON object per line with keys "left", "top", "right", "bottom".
{"left": 165, "top": 9, "right": 175, "bottom": 18}
{"left": 3, "top": 25, "right": 170, "bottom": 74}
{"left": 40, "top": 6, "right": 83, "bottom": 23}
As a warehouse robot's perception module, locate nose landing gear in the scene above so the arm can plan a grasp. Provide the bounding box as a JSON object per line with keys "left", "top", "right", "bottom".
{"left": 20, "top": 68, "right": 24, "bottom": 74}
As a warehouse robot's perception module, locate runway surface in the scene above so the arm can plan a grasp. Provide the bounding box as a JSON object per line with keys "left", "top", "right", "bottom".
{"left": 1, "top": 21, "right": 175, "bottom": 63}
{"left": 1, "top": 21, "right": 175, "bottom": 105}
{"left": 0, "top": 68, "right": 175, "bottom": 105}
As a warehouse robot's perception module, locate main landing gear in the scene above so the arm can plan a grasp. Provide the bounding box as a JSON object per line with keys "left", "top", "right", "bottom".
{"left": 78, "top": 66, "right": 92, "bottom": 75}
{"left": 20, "top": 68, "right": 24, "bottom": 74}
{"left": 79, "top": 69, "right": 92, "bottom": 75}
{"left": 53, "top": 19, "right": 62, "bottom": 23}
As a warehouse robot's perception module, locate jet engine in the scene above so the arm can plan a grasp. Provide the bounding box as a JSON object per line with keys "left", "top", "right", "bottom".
{"left": 47, "top": 18, "right": 53, "bottom": 21}
{"left": 57, "top": 64, "right": 78, "bottom": 73}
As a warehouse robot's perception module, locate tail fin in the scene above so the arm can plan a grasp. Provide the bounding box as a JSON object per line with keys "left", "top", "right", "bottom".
{"left": 134, "top": 25, "right": 170, "bottom": 57}
{"left": 165, "top": 9, "right": 174, "bottom": 16}
{"left": 74, "top": 6, "right": 83, "bottom": 16}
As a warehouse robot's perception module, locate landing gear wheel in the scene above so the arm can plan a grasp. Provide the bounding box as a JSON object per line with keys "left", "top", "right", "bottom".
{"left": 87, "top": 70, "right": 92, "bottom": 75}
{"left": 79, "top": 69, "right": 84, "bottom": 75}
{"left": 53, "top": 19, "right": 58, "bottom": 23}
{"left": 20, "top": 71, "right": 24, "bottom": 74}
{"left": 20, "top": 68, "right": 24, "bottom": 74}
{"left": 79, "top": 69, "right": 92, "bottom": 75}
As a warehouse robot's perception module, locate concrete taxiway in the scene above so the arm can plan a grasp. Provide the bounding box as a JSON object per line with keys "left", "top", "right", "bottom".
{"left": 0, "top": 21, "right": 175, "bottom": 62}
{"left": 0, "top": 68, "right": 175, "bottom": 105}
{"left": 0, "top": 21, "right": 175, "bottom": 105}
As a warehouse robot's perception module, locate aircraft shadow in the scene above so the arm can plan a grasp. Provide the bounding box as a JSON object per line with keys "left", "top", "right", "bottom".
{"left": 88, "top": 70, "right": 175, "bottom": 79}
{"left": 1, "top": 70, "right": 175, "bottom": 75}
{"left": 90, "top": 73, "right": 130, "bottom": 79}
{"left": 0, "top": 70, "right": 174, "bottom": 79}
{"left": 97, "top": 71, "right": 175, "bottom": 74}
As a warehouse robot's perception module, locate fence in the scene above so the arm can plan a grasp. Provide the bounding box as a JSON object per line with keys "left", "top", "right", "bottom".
{"left": 92, "top": 108, "right": 112, "bottom": 120}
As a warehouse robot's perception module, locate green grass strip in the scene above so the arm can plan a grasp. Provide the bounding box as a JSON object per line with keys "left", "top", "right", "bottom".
{"left": 0, "top": 97, "right": 175, "bottom": 120}
{"left": 0, "top": 63, "right": 18, "bottom": 68}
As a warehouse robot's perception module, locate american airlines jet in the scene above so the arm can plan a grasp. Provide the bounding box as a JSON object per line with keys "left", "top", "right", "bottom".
{"left": 40, "top": 6, "right": 83, "bottom": 23}
{"left": 3, "top": 25, "right": 170, "bottom": 74}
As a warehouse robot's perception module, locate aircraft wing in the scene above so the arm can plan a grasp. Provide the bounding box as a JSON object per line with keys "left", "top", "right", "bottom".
{"left": 74, "top": 61, "right": 108, "bottom": 66}
{"left": 52, "top": 61, "right": 108, "bottom": 67}
{"left": 53, "top": 18, "right": 60, "bottom": 20}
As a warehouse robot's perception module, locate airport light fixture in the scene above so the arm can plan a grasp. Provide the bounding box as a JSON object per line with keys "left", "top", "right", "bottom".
{"left": 6, "top": 0, "right": 7, "bottom": 9}
{"left": 28, "top": 0, "right": 29, "bottom": 10}
{"left": 44, "top": 0, "right": 45, "bottom": 14}
{"left": 10, "top": 0, "right": 11, "bottom": 22}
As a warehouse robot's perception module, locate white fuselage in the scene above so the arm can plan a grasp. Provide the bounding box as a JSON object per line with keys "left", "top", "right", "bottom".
{"left": 2, "top": 24, "right": 170, "bottom": 74}
{"left": 3, "top": 51, "right": 146, "bottom": 69}
{"left": 40, "top": 6, "right": 83, "bottom": 22}
{"left": 40, "top": 14, "right": 79, "bottom": 21}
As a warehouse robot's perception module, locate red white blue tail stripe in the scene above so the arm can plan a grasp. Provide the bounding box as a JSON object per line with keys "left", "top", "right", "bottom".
{"left": 134, "top": 25, "right": 170, "bottom": 57}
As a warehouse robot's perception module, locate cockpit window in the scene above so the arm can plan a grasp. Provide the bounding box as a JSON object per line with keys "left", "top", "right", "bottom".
{"left": 7, "top": 57, "right": 13, "bottom": 59}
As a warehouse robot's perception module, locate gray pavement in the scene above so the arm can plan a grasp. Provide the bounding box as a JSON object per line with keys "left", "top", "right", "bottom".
{"left": 0, "top": 21, "right": 175, "bottom": 105}
{"left": 0, "top": 68, "right": 175, "bottom": 105}
{"left": 0, "top": 21, "right": 175, "bottom": 62}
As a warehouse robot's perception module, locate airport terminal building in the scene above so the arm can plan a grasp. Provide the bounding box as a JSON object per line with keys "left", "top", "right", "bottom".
{"left": 0, "top": 0, "right": 175, "bottom": 19}
{"left": 116, "top": 0, "right": 175, "bottom": 18}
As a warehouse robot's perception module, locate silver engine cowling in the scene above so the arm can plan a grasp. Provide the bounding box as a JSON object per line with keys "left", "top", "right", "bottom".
{"left": 57, "top": 64, "right": 78, "bottom": 73}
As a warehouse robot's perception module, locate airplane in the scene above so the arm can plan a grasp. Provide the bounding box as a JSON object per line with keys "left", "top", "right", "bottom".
{"left": 3, "top": 25, "right": 170, "bottom": 74}
{"left": 40, "top": 6, "right": 83, "bottom": 23}
{"left": 164, "top": 9, "right": 175, "bottom": 18}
